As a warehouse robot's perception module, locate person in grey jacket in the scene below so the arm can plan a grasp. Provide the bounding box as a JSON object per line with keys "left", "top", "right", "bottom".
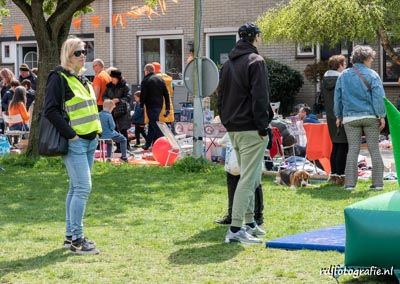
{"left": 334, "top": 45, "right": 386, "bottom": 191}
{"left": 321, "top": 55, "right": 348, "bottom": 185}
{"left": 217, "top": 23, "right": 272, "bottom": 244}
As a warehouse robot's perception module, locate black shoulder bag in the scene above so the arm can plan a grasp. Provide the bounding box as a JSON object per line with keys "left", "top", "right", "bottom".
{"left": 38, "top": 72, "right": 68, "bottom": 156}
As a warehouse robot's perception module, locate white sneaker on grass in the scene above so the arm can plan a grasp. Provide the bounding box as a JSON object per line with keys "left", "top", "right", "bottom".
{"left": 244, "top": 224, "right": 266, "bottom": 236}
{"left": 225, "top": 229, "right": 263, "bottom": 244}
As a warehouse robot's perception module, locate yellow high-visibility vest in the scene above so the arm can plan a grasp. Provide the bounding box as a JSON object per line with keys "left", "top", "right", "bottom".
{"left": 60, "top": 72, "right": 102, "bottom": 135}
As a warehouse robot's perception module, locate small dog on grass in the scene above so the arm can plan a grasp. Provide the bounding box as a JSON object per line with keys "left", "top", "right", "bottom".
{"left": 276, "top": 169, "right": 311, "bottom": 188}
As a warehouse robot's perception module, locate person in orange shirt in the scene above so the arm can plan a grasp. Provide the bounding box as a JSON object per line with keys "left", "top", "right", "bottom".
{"left": 92, "top": 58, "right": 111, "bottom": 112}
{"left": 8, "top": 86, "right": 30, "bottom": 131}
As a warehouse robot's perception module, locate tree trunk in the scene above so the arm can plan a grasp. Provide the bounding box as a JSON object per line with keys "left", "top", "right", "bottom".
{"left": 24, "top": 20, "right": 71, "bottom": 157}
{"left": 11, "top": 0, "right": 95, "bottom": 157}
{"left": 378, "top": 27, "right": 400, "bottom": 64}
{"left": 25, "top": 39, "right": 65, "bottom": 157}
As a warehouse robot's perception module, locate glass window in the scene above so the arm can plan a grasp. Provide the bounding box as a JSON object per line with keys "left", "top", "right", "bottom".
{"left": 140, "top": 36, "right": 183, "bottom": 81}
{"left": 84, "top": 40, "right": 94, "bottom": 62}
{"left": 141, "top": 38, "right": 161, "bottom": 70}
{"left": 23, "top": 51, "right": 38, "bottom": 69}
{"left": 4, "top": 45, "right": 9, "bottom": 58}
{"left": 382, "top": 45, "right": 400, "bottom": 83}
{"left": 296, "top": 42, "right": 315, "bottom": 58}
{"left": 165, "top": 39, "right": 182, "bottom": 80}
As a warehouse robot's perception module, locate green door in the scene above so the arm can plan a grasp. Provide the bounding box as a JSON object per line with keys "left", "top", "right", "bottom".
{"left": 210, "top": 35, "right": 236, "bottom": 66}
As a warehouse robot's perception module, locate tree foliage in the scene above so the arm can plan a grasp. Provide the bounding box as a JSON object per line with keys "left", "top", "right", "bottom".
{"left": 303, "top": 60, "right": 329, "bottom": 84}
{"left": 2, "top": 0, "right": 96, "bottom": 157}
{"left": 257, "top": 0, "right": 400, "bottom": 62}
{"left": 0, "top": 0, "right": 169, "bottom": 157}
{"left": 265, "top": 58, "right": 304, "bottom": 115}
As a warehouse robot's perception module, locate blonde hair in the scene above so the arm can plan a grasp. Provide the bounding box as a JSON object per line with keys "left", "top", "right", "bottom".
{"left": 60, "top": 36, "right": 86, "bottom": 75}
{"left": 103, "top": 99, "right": 115, "bottom": 110}
{"left": 0, "top": 68, "right": 16, "bottom": 86}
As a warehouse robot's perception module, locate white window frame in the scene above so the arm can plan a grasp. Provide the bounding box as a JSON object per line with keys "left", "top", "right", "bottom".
{"left": 138, "top": 33, "right": 184, "bottom": 82}
{"left": 23, "top": 51, "right": 38, "bottom": 69}
{"left": 380, "top": 44, "right": 400, "bottom": 86}
{"left": 2, "top": 42, "right": 17, "bottom": 63}
{"left": 296, "top": 42, "right": 315, "bottom": 58}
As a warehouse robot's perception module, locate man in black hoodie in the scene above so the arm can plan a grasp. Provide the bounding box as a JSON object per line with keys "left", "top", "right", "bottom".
{"left": 140, "top": 63, "right": 170, "bottom": 150}
{"left": 217, "top": 23, "right": 272, "bottom": 244}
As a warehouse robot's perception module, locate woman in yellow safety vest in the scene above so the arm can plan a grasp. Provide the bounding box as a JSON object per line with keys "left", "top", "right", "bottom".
{"left": 43, "top": 36, "right": 102, "bottom": 255}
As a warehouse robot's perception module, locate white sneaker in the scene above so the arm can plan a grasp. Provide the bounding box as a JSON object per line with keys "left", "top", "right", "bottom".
{"left": 225, "top": 229, "right": 263, "bottom": 244}
{"left": 244, "top": 224, "right": 266, "bottom": 236}
{"left": 344, "top": 186, "right": 355, "bottom": 191}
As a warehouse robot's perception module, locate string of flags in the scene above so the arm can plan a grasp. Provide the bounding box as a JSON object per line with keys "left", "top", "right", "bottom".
{"left": 1, "top": 0, "right": 179, "bottom": 40}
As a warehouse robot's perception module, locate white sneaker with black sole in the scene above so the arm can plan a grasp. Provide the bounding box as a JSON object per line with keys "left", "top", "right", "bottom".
{"left": 225, "top": 229, "right": 263, "bottom": 244}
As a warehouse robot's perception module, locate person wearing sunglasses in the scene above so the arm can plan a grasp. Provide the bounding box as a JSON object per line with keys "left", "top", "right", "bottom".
{"left": 43, "top": 36, "right": 102, "bottom": 255}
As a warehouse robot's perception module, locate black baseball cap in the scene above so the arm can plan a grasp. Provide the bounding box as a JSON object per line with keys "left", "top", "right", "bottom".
{"left": 238, "top": 23, "right": 261, "bottom": 39}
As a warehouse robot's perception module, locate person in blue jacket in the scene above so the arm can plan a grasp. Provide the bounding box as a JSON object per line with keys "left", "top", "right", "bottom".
{"left": 298, "top": 106, "right": 320, "bottom": 123}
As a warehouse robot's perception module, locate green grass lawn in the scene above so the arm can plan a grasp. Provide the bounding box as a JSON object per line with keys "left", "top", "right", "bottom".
{"left": 0, "top": 155, "right": 398, "bottom": 283}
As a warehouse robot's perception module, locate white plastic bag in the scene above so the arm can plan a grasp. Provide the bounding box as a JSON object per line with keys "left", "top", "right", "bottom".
{"left": 225, "top": 142, "right": 240, "bottom": 175}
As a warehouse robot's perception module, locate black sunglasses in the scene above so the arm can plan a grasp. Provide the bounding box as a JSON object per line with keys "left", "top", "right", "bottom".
{"left": 73, "top": 50, "right": 87, "bottom": 57}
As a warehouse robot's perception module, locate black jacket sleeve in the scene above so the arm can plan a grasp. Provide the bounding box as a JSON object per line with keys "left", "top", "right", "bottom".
{"left": 43, "top": 71, "right": 76, "bottom": 139}
{"left": 161, "top": 80, "right": 170, "bottom": 111}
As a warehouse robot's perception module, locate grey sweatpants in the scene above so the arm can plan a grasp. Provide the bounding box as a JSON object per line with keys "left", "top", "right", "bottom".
{"left": 229, "top": 131, "right": 268, "bottom": 227}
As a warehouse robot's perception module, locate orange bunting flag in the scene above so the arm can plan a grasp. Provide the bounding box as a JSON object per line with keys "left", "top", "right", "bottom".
{"left": 158, "top": 0, "right": 167, "bottom": 14}
{"left": 72, "top": 18, "right": 82, "bottom": 30}
{"left": 0, "top": 25, "right": 3, "bottom": 35}
{"left": 12, "top": 24, "right": 23, "bottom": 40}
{"left": 112, "top": 14, "right": 127, "bottom": 27}
{"left": 112, "top": 14, "right": 118, "bottom": 27}
{"left": 121, "top": 13, "right": 127, "bottom": 27}
{"left": 90, "top": 16, "right": 100, "bottom": 29}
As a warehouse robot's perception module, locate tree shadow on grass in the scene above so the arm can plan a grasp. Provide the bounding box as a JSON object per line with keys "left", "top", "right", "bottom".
{"left": 169, "top": 227, "right": 244, "bottom": 265}
{"left": 0, "top": 248, "right": 70, "bottom": 279}
{"left": 169, "top": 243, "right": 244, "bottom": 265}
{"left": 175, "top": 226, "right": 227, "bottom": 245}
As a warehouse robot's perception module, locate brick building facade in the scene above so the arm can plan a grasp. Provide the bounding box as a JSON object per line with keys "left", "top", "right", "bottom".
{"left": 0, "top": 0, "right": 398, "bottom": 112}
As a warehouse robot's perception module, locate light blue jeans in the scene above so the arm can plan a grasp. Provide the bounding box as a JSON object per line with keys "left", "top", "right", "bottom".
{"left": 62, "top": 137, "right": 98, "bottom": 240}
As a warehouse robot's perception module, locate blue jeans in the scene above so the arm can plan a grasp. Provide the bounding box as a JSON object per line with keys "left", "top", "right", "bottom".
{"left": 9, "top": 123, "right": 29, "bottom": 143}
{"left": 9, "top": 123, "right": 29, "bottom": 131}
{"left": 146, "top": 107, "right": 162, "bottom": 147}
{"left": 108, "top": 134, "right": 127, "bottom": 159}
{"left": 62, "top": 137, "right": 98, "bottom": 240}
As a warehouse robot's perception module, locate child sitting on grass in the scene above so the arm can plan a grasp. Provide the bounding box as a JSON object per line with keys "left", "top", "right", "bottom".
{"left": 99, "top": 100, "right": 128, "bottom": 162}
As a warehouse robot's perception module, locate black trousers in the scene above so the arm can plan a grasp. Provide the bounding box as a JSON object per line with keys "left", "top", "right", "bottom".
{"left": 134, "top": 124, "right": 147, "bottom": 145}
{"left": 226, "top": 172, "right": 264, "bottom": 220}
{"left": 330, "top": 142, "right": 349, "bottom": 175}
